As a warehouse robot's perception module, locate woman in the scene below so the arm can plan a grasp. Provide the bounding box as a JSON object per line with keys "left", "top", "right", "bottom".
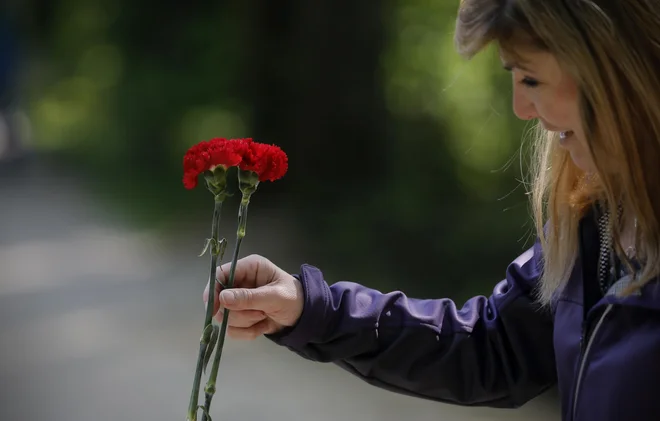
{"left": 203, "top": 1, "right": 660, "bottom": 420}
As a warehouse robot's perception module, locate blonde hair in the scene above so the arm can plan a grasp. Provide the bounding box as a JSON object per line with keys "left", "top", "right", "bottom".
{"left": 454, "top": 0, "right": 660, "bottom": 304}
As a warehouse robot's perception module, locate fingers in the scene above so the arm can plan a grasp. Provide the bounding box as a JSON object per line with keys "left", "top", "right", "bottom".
{"left": 216, "top": 254, "right": 278, "bottom": 290}
{"left": 218, "top": 286, "right": 275, "bottom": 311}
{"left": 226, "top": 318, "right": 280, "bottom": 341}
{"left": 203, "top": 254, "right": 289, "bottom": 320}
{"left": 213, "top": 308, "right": 267, "bottom": 328}
{"left": 203, "top": 253, "right": 274, "bottom": 312}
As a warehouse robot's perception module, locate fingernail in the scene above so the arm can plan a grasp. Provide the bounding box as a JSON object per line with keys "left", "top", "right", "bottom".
{"left": 221, "top": 290, "right": 236, "bottom": 305}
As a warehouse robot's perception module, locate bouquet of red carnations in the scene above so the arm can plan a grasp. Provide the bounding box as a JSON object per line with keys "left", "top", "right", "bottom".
{"left": 182, "top": 138, "right": 288, "bottom": 421}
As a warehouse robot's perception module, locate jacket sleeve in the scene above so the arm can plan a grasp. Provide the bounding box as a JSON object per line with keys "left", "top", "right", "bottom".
{"left": 265, "top": 240, "right": 557, "bottom": 408}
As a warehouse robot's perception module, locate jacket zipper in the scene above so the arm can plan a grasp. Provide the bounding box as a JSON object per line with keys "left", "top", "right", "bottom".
{"left": 571, "top": 304, "right": 613, "bottom": 421}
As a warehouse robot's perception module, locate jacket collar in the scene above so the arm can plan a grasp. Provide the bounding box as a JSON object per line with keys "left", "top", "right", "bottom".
{"left": 576, "top": 204, "right": 660, "bottom": 313}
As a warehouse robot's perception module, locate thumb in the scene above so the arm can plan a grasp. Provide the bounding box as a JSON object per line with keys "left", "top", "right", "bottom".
{"left": 219, "top": 287, "right": 272, "bottom": 311}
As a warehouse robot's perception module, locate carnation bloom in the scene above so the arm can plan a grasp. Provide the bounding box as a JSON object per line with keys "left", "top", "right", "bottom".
{"left": 182, "top": 138, "right": 288, "bottom": 190}
{"left": 233, "top": 138, "right": 288, "bottom": 182}
{"left": 182, "top": 138, "right": 243, "bottom": 190}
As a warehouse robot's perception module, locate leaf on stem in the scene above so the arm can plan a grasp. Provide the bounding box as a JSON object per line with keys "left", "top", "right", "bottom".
{"left": 198, "top": 405, "right": 212, "bottom": 421}
{"left": 214, "top": 238, "right": 228, "bottom": 257}
{"left": 203, "top": 325, "right": 219, "bottom": 374}
{"left": 199, "top": 238, "right": 214, "bottom": 257}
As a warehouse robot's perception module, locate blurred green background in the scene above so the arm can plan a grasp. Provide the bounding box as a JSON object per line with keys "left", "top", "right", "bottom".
{"left": 4, "top": 0, "right": 537, "bottom": 301}
{"left": 0, "top": 2, "right": 561, "bottom": 420}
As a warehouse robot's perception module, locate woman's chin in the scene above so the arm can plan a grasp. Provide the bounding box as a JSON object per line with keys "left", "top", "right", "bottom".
{"left": 557, "top": 133, "right": 593, "bottom": 171}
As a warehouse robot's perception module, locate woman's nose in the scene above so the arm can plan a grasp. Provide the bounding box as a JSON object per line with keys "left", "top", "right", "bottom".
{"left": 512, "top": 88, "right": 538, "bottom": 121}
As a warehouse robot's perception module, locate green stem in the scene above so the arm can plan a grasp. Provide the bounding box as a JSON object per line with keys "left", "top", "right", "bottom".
{"left": 201, "top": 192, "right": 252, "bottom": 421}
{"left": 187, "top": 199, "right": 224, "bottom": 421}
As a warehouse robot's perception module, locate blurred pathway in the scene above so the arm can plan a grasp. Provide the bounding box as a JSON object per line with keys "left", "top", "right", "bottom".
{"left": 0, "top": 158, "right": 559, "bottom": 421}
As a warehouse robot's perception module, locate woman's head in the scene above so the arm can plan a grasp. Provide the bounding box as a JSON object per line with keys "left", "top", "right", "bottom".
{"left": 454, "top": 0, "right": 660, "bottom": 303}
{"left": 500, "top": 50, "right": 589, "bottom": 171}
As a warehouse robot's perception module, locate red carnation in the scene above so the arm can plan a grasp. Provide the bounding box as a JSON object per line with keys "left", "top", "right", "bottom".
{"left": 259, "top": 144, "right": 288, "bottom": 182}
{"left": 183, "top": 135, "right": 289, "bottom": 421}
{"left": 182, "top": 138, "right": 243, "bottom": 189}
{"left": 232, "top": 138, "right": 288, "bottom": 182}
{"left": 183, "top": 137, "right": 288, "bottom": 190}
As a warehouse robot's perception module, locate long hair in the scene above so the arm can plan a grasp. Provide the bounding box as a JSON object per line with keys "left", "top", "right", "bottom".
{"left": 454, "top": 0, "right": 660, "bottom": 304}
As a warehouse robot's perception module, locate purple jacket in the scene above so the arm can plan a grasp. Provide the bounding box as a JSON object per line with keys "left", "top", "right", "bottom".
{"left": 267, "top": 211, "right": 660, "bottom": 421}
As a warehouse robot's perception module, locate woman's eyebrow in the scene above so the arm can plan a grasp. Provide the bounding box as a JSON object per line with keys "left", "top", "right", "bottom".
{"left": 501, "top": 61, "right": 533, "bottom": 72}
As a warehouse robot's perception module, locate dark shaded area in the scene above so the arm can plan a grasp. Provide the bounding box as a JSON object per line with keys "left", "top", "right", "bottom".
{"left": 5, "top": 0, "right": 535, "bottom": 300}
{"left": 0, "top": 2, "right": 561, "bottom": 419}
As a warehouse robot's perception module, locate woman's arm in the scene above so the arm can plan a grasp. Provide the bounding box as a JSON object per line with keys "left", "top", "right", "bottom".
{"left": 266, "top": 240, "right": 556, "bottom": 408}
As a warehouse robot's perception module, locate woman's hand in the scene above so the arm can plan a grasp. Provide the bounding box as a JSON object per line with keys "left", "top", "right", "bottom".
{"left": 203, "top": 254, "right": 304, "bottom": 340}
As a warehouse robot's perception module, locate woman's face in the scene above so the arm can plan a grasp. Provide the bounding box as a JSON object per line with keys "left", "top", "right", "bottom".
{"left": 500, "top": 48, "right": 595, "bottom": 172}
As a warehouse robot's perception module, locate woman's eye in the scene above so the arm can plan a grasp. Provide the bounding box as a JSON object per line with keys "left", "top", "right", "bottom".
{"left": 520, "top": 77, "right": 540, "bottom": 88}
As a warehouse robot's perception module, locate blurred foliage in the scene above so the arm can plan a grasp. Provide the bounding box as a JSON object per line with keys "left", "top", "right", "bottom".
{"left": 7, "top": 0, "right": 538, "bottom": 300}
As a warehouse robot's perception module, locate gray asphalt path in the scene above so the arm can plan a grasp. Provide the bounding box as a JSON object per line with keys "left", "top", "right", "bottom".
{"left": 0, "top": 159, "right": 559, "bottom": 421}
